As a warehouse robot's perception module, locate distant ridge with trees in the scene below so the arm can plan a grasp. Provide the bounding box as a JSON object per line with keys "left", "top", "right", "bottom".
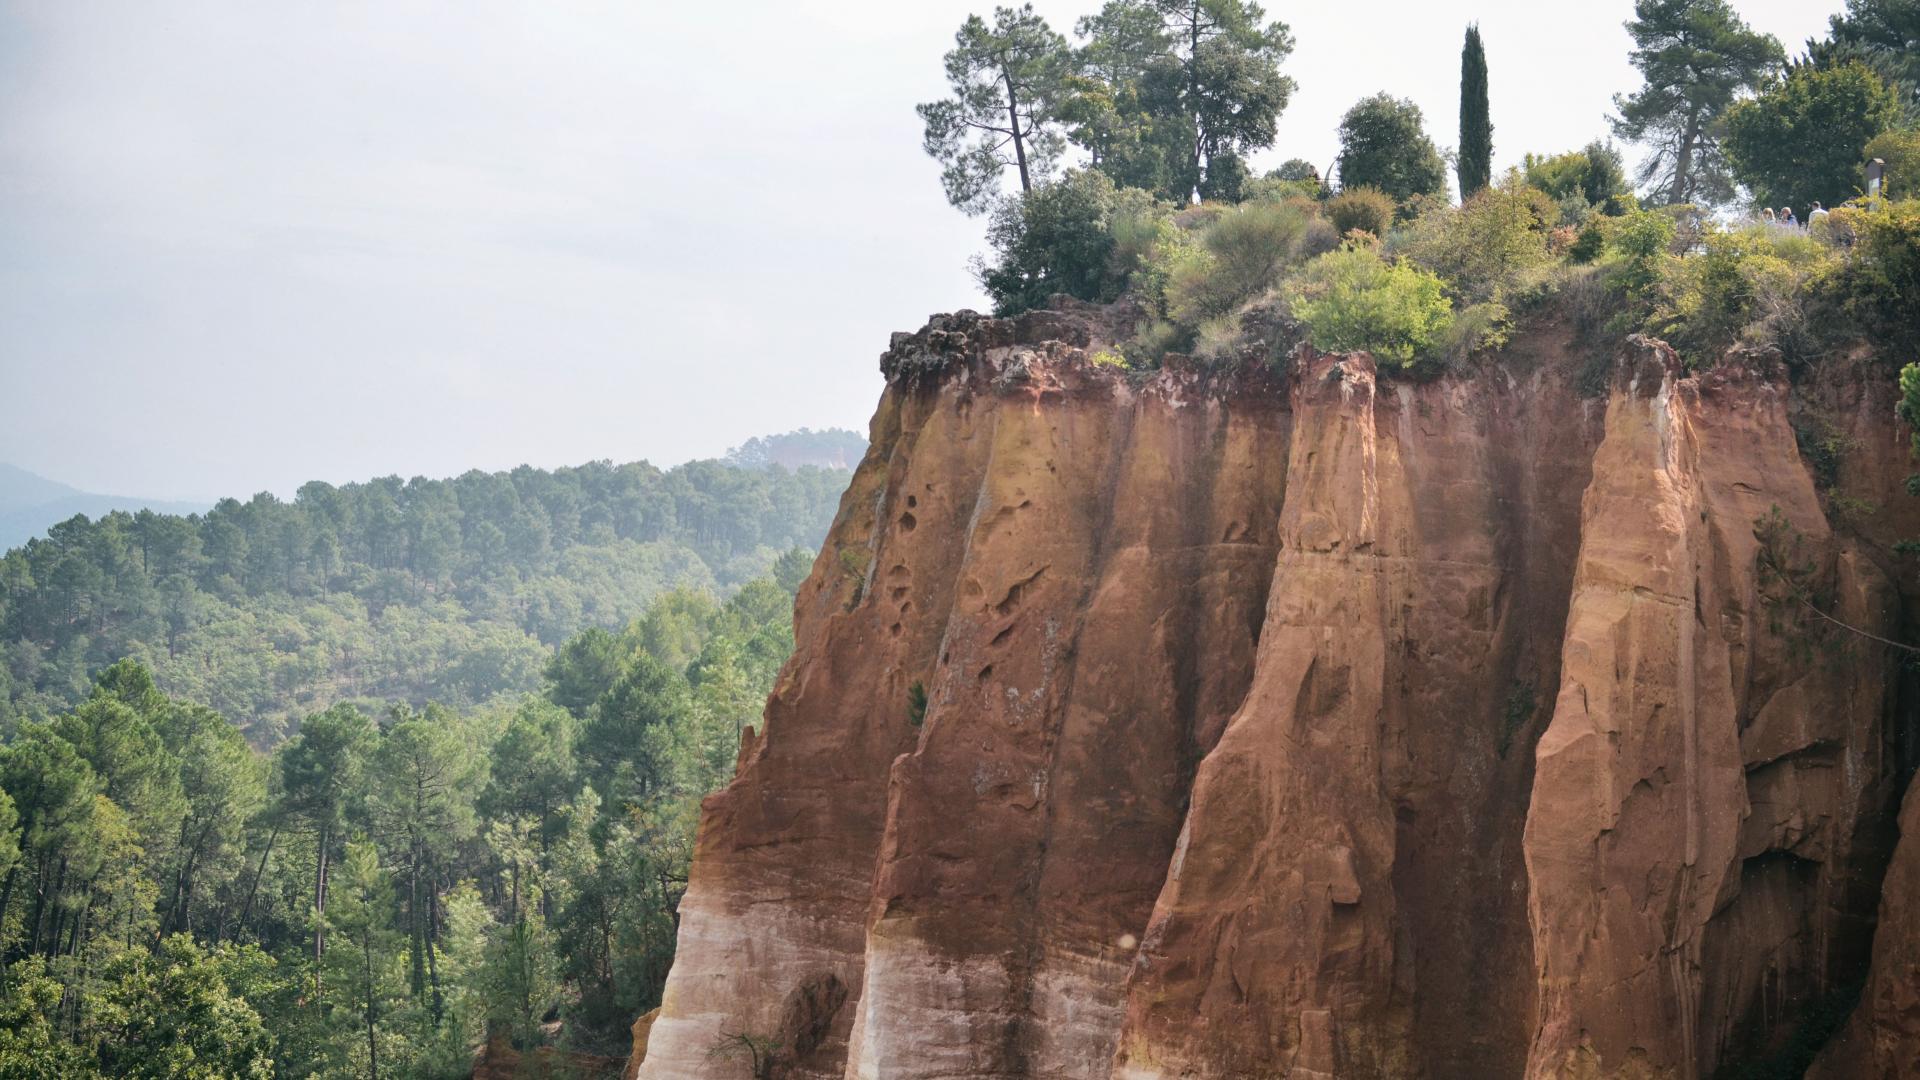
{"left": 0, "top": 452, "right": 849, "bottom": 741}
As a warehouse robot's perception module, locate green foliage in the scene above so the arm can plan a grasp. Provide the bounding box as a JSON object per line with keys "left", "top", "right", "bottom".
{"left": 1284, "top": 247, "right": 1456, "bottom": 370}
{"left": 918, "top": 4, "right": 1071, "bottom": 214}
{"left": 0, "top": 555, "right": 804, "bottom": 1072}
{"left": 1522, "top": 141, "right": 1629, "bottom": 212}
{"left": 1824, "top": 0, "right": 1920, "bottom": 110}
{"left": 1611, "top": 208, "right": 1680, "bottom": 301}
{"left": 1648, "top": 223, "right": 1838, "bottom": 364}
{"left": 1570, "top": 220, "right": 1608, "bottom": 263}
{"left": 1497, "top": 681, "right": 1536, "bottom": 757}
{"left": 1325, "top": 187, "right": 1395, "bottom": 239}
{"left": 1795, "top": 414, "right": 1853, "bottom": 490}
{"left": 1833, "top": 198, "right": 1920, "bottom": 352}
{"left": 1724, "top": 60, "right": 1903, "bottom": 213}
{"left": 907, "top": 680, "right": 929, "bottom": 727}
{"left": 95, "top": 935, "right": 278, "bottom": 1079}
{"left": 1164, "top": 201, "right": 1312, "bottom": 324}
{"left": 1864, "top": 128, "right": 1920, "bottom": 200}
{"left": 1398, "top": 176, "right": 1556, "bottom": 304}
{"left": 1457, "top": 25, "right": 1492, "bottom": 197}
{"left": 1336, "top": 93, "right": 1450, "bottom": 207}
{"left": 0, "top": 458, "right": 843, "bottom": 740}
{"left": 979, "top": 169, "right": 1136, "bottom": 315}
{"left": 1897, "top": 364, "right": 1920, "bottom": 497}
{"left": 0, "top": 957, "right": 89, "bottom": 1077}
{"left": 1611, "top": 0, "right": 1785, "bottom": 206}
{"left": 1064, "top": 0, "right": 1297, "bottom": 203}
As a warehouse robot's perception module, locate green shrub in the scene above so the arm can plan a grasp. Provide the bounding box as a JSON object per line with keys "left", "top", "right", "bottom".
{"left": 1107, "top": 198, "right": 1181, "bottom": 308}
{"left": 1836, "top": 199, "right": 1920, "bottom": 352}
{"left": 1191, "top": 314, "right": 1250, "bottom": 366}
{"left": 1611, "top": 208, "right": 1678, "bottom": 301}
{"left": 1199, "top": 152, "right": 1251, "bottom": 203}
{"left": 1652, "top": 224, "right": 1839, "bottom": 364}
{"left": 1436, "top": 300, "right": 1513, "bottom": 364}
{"left": 1119, "top": 319, "right": 1186, "bottom": 368}
{"left": 1521, "top": 141, "right": 1628, "bottom": 211}
{"left": 1284, "top": 247, "right": 1455, "bottom": 370}
{"left": 1398, "top": 176, "right": 1555, "bottom": 304}
{"left": 978, "top": 169, "right": 1129, "bottom": 316}
{"left": 1242, "top": 175, "right": 1325, "bottom": 204}
{"left": 1164, "top": 202, "right": 1312, "bottom": 326}
{"left": 1326, "top": 187, "right": 1395, "bottom": 238}
{"left": 1570, "top": 220, "right": 1607, "bottom": 263}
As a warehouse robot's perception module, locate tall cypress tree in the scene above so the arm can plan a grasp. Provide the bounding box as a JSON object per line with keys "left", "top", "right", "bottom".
{"left": 1458, "top": 24, "right": 1492, "bottom": 197}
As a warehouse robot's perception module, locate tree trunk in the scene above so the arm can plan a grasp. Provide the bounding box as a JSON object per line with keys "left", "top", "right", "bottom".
{"left": 408, "top": 839, "right": 426, "bottom": 999}
{"left": 313, "top": 822, "right": 330, "bottom": 997}
{"left": 1002, "top": 67, "right": 1031, "bottom": 193}
{"left": 365, "top": 931, "right": 380, "bottom": 1080}
{"left": 34, "top": 857, "right": 68, "bottom": 958}
{"left": 1188, "top": 0, "right": 1204, "bottom": 201}
{"left": 1671, "top": 107, "right": 1702, "bottom": 206}
{"left": 0, "top": 865, "right": 19, "bottom": 955}
{"left": 426, "top": 882, "right": 444, "bottom": 1023}
{"left": 236, "top": 819, "right": 279, "bottom": 935}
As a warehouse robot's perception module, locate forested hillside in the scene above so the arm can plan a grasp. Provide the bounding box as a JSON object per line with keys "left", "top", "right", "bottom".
{"left": 0, "top": 562, "right": 805, "bottom": 1076}
{"left": 0, "top": 457, "right": 851, "bottom": 741}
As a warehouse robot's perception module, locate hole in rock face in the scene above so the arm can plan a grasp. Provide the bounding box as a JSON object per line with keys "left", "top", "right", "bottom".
{"left": 978, "top": 664, "right": 994, "bottom": 681}
{"left": 899, "top": 512, "right": 918, "bottom": 533}
{"left": 906, "top": 495, "right": 918, "bottom": 508}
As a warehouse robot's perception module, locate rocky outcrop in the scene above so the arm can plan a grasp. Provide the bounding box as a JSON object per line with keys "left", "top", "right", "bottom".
{"left": 622, "top": 1009, "right": 658, "bottom": 1080}
{"left": 1523, "top": 343, "right": 1902, "bottom": 1078}
{"left": 637, "top": 303, "right": 1915, "bottom": 1079}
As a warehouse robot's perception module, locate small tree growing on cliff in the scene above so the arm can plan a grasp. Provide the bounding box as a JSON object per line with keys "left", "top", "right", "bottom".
{"left": 708, "top": 1030, "right": 782, "bottom": 1080}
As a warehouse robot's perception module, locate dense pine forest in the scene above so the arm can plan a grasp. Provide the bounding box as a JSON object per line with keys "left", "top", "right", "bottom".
{"left": 0, "top": 454, "right": 853, "bottom": 742}
{"left": 0, "top": 556, "right": 806, "bottom": 1077}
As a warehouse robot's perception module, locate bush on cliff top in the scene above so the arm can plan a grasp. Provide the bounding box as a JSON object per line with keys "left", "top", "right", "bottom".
{"left": 1284, "top": 247, "right": 1455, "bottom": 370}
{"left": 974, "top": 140, "right": 1920, "bottom": 377}
{"left": 978, "top": 169, "right": 1140, "bottom": 316}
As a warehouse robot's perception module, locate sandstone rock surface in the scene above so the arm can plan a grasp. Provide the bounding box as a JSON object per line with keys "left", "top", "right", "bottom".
{"left": 635, "top": 304, "right": 1917, "bottom": 1079}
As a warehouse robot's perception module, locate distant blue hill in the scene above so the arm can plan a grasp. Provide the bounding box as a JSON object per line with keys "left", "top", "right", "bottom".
{"left": 0, "top": 463, "right": 212, "bottom": 553}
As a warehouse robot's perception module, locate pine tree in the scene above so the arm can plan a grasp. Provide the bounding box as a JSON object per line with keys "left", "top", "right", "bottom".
{"left": 1611, "top": 0, "right": 1784, "bottom": 206}
{"left": 1458, "top": 25, "right": 1492, "bottom": 197}
{"left": 320, "top": 841, "right": 406, "bottom": 1080}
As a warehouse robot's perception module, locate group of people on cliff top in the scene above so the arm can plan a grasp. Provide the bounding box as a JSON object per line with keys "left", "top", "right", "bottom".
{"left": 1759, "top": 203, "right": 1830, "bottom": 230}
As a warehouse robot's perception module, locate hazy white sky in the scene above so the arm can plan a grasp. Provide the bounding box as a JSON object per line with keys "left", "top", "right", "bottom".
{"left": 0, "top": 0, "right": 1834, "bottom": 499}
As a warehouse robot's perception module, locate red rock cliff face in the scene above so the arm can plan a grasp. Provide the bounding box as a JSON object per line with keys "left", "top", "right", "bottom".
{"left": 637, "top": 305, "right": 1916, "bottom": 1080}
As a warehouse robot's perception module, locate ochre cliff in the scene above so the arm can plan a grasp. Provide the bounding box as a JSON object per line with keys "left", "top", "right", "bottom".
{"left": 637, "top": 302, "right": 1918, "bottom": 1079}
